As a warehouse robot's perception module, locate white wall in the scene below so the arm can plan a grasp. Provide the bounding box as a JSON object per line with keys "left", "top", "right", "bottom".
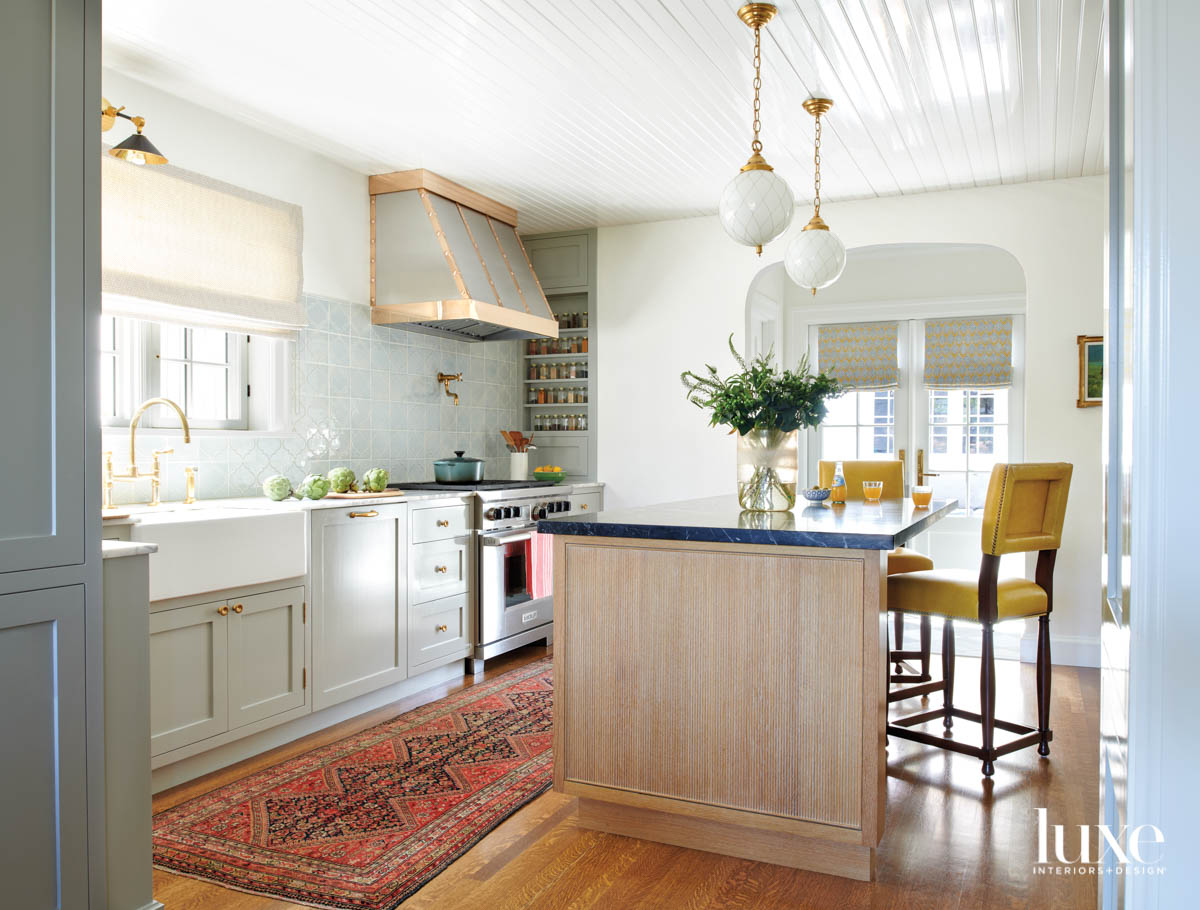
{"left": 99, "top": 71, "right": 525, "bottom": 496}
{"left": 102, "top": 69, "right": 369, "bottom": 304}
{"left": 596, "top": 176, "right": 1105, "bottom": 663}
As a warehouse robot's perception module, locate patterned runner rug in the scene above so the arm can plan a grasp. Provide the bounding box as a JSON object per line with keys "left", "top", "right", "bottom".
{"left": 153, "top": 657, "right": 553, "bottom": 909}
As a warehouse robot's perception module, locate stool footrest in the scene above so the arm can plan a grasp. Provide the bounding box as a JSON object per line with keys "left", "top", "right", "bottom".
{"left": 887, "top": 680, "right": 943, "bottom": 703}
{"left": 887, "top": 708, "right": 1053, "bottom": 764}
{"left": 890, "top": 649, "right": 926, "bottom": 661}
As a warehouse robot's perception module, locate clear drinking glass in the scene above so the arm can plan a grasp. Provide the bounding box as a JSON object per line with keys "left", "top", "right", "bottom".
{"left": 862, "top": 480, "right": 884, "bottom": 502}
{"left": 736, "top": 428, "right": 798, "bottom": 512}
{"left": 911, "top": 485, "right": 933, "bottom": 508}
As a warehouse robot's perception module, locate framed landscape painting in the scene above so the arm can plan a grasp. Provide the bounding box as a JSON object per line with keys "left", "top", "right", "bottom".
{"left": 1077, "top": 335, "right": 1103, "bottom": 408}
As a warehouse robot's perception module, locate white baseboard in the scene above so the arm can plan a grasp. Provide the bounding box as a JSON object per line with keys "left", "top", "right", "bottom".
{"left": 1018, "top": 633, "right": 1100, "bottom": 668}
{"left": 151, "top": 661, "right": 464, "bottom": 793}
{"left": 896, "top": 616, "right": 1099, "bottom": 668}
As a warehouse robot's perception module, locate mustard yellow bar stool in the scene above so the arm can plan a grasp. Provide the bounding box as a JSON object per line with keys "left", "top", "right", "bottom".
{"left": 818, "top": 460, "right": 937, "bottom": 692}
{"left": 886, "top": 462, "right": 1072, "bottom": 777}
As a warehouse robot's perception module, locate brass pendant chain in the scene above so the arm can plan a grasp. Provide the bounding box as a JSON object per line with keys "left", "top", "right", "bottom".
{"left": 751, "top": 26, "right": 763, "bottom": 154}
{"left": 812, "top": 112, "right": 822, "bottom": 217}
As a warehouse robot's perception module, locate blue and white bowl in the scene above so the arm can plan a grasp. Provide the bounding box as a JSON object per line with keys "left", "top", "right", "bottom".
{"left": 802, "top": 487, "right": 832, "bottom": 502}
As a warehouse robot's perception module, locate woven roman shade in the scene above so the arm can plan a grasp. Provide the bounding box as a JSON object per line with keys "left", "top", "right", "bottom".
{"left": 101, "top": 154, "right": 305, "bottom": 336}
{"left": 817, "top": 321, "right": 900, "bottom": 390}
{"left": 924, "top": 316, "right": 1013, "bottom": 388}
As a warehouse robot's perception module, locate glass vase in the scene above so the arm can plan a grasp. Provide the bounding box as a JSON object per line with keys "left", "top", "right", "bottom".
{"left": 736, "top": 428, "right": 798, "bottom": 512}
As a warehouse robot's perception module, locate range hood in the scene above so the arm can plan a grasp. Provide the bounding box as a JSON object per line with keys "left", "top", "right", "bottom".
{"left": 369, "top": 169, "right": 558, "bottom": 342}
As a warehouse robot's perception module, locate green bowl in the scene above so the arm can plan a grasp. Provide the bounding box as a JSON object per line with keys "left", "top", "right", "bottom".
{"left": 533, "top": 471, "right": 566, "bottom": 484}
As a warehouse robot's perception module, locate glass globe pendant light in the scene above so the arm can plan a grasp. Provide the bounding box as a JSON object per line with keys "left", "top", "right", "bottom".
{"left": 785, "top": 98, "right": 846, "bottom": 294}
{"left": 718, "top": 4, "right": 794, "bottom": 255}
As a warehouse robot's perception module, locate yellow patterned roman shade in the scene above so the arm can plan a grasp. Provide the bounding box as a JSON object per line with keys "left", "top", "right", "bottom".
{"left": 924, "top": 316, "right": 1013, "bottom": 388}
{"left": 817, "top": 321, "right": 900, "bottom": 390}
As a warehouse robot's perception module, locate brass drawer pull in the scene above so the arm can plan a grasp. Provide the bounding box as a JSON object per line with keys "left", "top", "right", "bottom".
{"left": 349, "top": 510, "right": 379, "bottom": 519}
{"left": 232, "top": 603, "right": 243, "bottom": 614}
{"left": 580, "top": 503, "right": 588, "bottom": 509}
{"left": 434, "top": 565, "right": 448, "bottom": 574}
{"left": 436, "top": 624, "right": 448, "bottom": 633}
{"left": 217, "top": 605, "right": 229, "bottom": 616}
{"left": 436, "top": 519, "right": 450, "bottom": 527}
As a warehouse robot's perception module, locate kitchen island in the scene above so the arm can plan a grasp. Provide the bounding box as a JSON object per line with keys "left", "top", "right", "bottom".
{"left": 538, "top": 494, "right": 956, "bottom": 881}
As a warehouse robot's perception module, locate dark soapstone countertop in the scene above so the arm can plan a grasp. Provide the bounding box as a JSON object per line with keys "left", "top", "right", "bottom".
{"left": 537, "top": 494, "right": 958, "bottom": 550}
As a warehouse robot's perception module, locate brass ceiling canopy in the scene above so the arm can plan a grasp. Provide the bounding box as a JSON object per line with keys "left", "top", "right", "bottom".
{"left": 736, "top": 3, "right": 777, "bottom": 29}
{"left": 802, "top": 97, "right": 834, "bottom": 118}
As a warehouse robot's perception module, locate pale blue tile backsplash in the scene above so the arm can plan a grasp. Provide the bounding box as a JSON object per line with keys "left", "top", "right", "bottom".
{"left": 102, "top": 295, "right": 524, "bottom": 504}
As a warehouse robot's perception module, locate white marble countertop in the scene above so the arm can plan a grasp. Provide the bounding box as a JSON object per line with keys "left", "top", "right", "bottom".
{"left": 100, "top": 491, "right": 467, "bottom": 528}
{"left": 101, "top": 540, "right": 159, "bottom": 559}
{"left": 101, "top": 482, "right": 605, "bottom": 528}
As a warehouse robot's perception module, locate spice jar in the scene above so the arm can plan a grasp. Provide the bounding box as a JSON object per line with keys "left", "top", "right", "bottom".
{"left": 581, "top": 337, "right": 589, "bottom": 353}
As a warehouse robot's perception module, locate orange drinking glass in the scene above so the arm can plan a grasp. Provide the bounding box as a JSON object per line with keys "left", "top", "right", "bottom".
{"left": 862, "top": 480, "right": 884, "bottom": 502}
{"left": 911, "top": 485, "right": 933, "bottom": 508}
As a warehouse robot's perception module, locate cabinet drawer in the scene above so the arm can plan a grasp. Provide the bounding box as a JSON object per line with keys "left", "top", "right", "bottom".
{"left": 412, "top": 502, "right": 471, "bottom": 543}
{"left": 409, "top": 593, "right": 470, "bottom": 671}
{"left": 410, "top": 537, "right": 470, "bottom": 604}
{"left": 569, "top": 491, "right": 602, "bottom": 514}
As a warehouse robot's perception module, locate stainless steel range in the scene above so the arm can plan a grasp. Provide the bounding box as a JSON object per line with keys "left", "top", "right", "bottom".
{"left": 471, "top": 486, "right": 579, "bottom": 671}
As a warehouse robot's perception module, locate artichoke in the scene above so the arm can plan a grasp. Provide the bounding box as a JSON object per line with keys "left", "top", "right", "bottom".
{"left": 327, "top": 466, "right": 356, "bottom": 493}
{"left": 362, "top": 467, "right": 390, "bottom": 492}
{"left": 261, "top": 474, "right": 293, "bottom": 501}
{"left": 297, "top": 473, "right": 331, "bottom": 500}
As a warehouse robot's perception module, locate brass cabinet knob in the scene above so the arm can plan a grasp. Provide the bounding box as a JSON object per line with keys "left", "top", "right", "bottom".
{"left": 581, "top": 504, "right": 588, "bottom": 509}
{"left": 434, "top": 565, "right": 448, "bottom": 574}
{"left": 435, "top": 624, "right": 448, "bottom": 633}
{"left": 217, "top": 605, "right": 229, "bottom": 616}
{"left": 436, "top": 519, "right": 450, "bottom": 527}
{"left": 232, "top": 603, "right": 243, "bottom": 614}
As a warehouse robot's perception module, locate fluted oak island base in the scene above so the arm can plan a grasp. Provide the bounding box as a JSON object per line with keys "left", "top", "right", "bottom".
{"left": 551, "top": 535, "right": 887, "bottom": 881}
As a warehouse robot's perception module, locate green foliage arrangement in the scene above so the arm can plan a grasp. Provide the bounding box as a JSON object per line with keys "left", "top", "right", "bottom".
{"left": 681, "top": 335, "right": 840, "bottom": 435}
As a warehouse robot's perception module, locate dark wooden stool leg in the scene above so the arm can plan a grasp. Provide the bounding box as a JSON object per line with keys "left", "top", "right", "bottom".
{"left": 941, "top": 619, "right": 955, "bottom": 729}
{"left": 893, "top": 610, "right": 905, "bottom": 673}
{"left": 919, "top": 615, "right": 932, "bottom": 684}
{"left": 980, "top": 623, "right": 996, "bottom": 777}
{"left": 1036, "top": 614, "right": 1052, "bottom": 756}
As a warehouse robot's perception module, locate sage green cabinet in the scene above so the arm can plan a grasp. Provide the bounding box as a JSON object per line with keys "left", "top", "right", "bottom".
{"left": 524, "top": 232, "right": 590, "bottom": 291}
{"left": 228, "top": 587, "right": 306, "bottom": 728}
{"left": 150, "top": 600, "right": 229, "bottom": 756}
{"left": 311, "top": 504, "right": 408, "bottom": 710}
{"left": 150, "top": 586, "right": 307, "bottom": 756}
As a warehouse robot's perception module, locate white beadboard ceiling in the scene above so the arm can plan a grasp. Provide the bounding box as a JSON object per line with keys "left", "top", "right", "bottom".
{"left": 102, "top": 0, "right": 1107, "bottom": 234}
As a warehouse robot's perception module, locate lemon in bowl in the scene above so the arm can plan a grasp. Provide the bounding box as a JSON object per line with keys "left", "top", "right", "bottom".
{"left": 533, "top": 464, "right": 566, "bottom": 484}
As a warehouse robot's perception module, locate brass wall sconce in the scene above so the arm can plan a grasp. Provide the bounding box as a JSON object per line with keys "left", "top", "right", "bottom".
{"left": 437, "top": 372, "right": 463, "bottom": 406}
{"left": 101, "top": 96, "right": 168, "bottom": 166}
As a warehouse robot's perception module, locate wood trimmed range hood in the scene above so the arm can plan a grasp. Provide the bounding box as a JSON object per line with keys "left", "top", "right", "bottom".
{"left": 369, "top": 169, "right": 558, "bottom": 342}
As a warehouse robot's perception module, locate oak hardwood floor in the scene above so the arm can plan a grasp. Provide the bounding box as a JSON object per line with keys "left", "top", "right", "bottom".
{"left": 153, "top": 644, "right": 1099, "bottom": 909}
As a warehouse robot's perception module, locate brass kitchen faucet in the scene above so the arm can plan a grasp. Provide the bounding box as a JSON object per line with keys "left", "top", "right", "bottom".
{"left": 104, "top": 397, "right": 192, "bottom": 508}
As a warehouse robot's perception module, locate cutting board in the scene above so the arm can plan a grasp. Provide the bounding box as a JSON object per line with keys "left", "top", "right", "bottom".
{"left": 324, "top": 490, "right": 399, "bottom": 500}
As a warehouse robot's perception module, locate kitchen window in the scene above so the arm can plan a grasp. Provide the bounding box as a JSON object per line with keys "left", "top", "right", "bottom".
{"left": 819, "top": 390, "right": 896, "bottom": 461}
{"left": 809, "top": 315, "right": 1024, "bottom": 516}
{"left": 101, "top": 313, "right": 252, "bottom": 430}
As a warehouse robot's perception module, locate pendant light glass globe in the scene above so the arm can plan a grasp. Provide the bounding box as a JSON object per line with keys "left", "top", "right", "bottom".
{"left": 784, "top": 218, "right": 847, "bottom": 291}
{"left": 719, "top": 165, "right": 795, "bottom": 253}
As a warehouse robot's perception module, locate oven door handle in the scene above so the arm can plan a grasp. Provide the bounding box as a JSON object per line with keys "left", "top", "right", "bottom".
{"left": 481, "top": 529, "right": 536, "bottom": 546}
